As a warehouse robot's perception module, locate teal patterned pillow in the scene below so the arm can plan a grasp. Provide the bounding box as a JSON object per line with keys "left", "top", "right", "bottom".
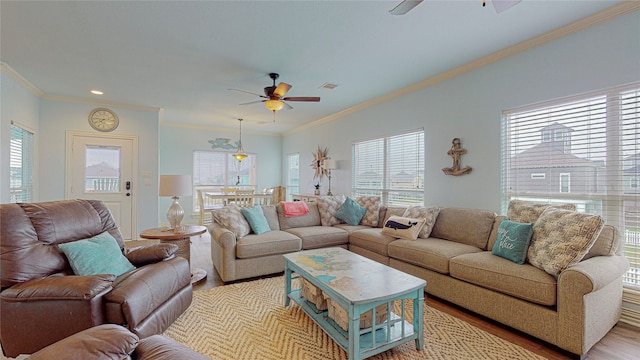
{"left": 334, "top": 197, "right": 367, "bottom": 226}
{"left": 491, "top": 220, "right": 534, "bottom": 264}
{"left": 59, "top": 232, "right": 136, "bottom": 276}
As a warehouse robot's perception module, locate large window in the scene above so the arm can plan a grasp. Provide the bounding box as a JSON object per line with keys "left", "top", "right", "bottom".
{"left": 192, "top": 150, "right": 257, "bottom": 210}
{"left": 10, "top": 122, "right": 34, "bottom": 203}
{"left": 352, "top": 129, "right": 424, "bottom": 206}
{"left": 501, "top": 83, "right": 639, "bottom": 289}
{"left": 287, "top": 153, "right": 299, "bottom": 201}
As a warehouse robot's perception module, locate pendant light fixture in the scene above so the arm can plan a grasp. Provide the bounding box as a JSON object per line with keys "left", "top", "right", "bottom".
{"left": 233, "top": 118, "right": 248, "bottom": 162}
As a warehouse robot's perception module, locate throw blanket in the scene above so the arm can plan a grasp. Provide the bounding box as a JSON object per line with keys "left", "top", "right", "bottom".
{"left": 281, "top": 201, "right": 309, "bottom": 217}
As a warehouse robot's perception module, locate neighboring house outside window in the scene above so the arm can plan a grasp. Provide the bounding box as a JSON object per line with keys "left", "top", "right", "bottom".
{"left": 9, "top": 122, "right": 34, "bottom": 203}
{"left": 352, "top": 129, "right": 424, "bottom": 206}
{"left": 501, "top": 83, "right": 639, "bottom": 290}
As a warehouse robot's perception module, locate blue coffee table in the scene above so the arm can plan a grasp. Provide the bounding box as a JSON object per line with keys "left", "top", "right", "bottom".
{"left": 284, "top": 247, "right": 426, "bottom": 360}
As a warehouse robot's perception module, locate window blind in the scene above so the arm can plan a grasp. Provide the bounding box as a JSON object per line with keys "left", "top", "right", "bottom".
{"left": 287, "top": 153, "right": 300, "bottom": 201}
{"left": 501, "top": 83, "right": 640, "bottom": 289}
{"left": 192, "top": 150, "right": 257, "bottom": 211}
{"left": 9, "top": 123, "right": 34, "bottom": 203}
{"left": 352, "top": 129, "right": 424, "bottom": 206}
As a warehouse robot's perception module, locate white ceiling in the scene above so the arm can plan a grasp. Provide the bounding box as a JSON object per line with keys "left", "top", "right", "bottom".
{"left": 0, "top": 0, "right": 626, "bottom": 134}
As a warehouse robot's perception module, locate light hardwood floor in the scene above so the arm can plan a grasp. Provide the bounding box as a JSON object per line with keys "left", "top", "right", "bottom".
{"left": 143, "top": 231, "right": 640, "bottom": 360}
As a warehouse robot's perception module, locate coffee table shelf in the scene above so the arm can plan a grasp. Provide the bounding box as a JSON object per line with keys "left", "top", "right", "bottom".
{"left": 284, "top": 248, "right": 426, "bottom": 360}
{"left": 288, "top": 288, "right": 417, "bottom": 357}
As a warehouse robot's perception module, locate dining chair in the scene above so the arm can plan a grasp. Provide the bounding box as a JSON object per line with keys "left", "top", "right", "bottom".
{"left": 230, "top": 189, "right": 255, "bottom": 207}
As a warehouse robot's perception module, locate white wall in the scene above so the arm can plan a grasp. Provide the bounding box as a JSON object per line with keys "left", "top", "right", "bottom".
{"left": 283, "top": 11, "right": 640, "bottom": 214}
{"left": 0, "top": 70, "right": 40, "bottom": 203}
{"left": 38, "top": 100, "right": 160, "bottom": 231}
{"left": 158, "top": 124, "right": 282, "bottom": 223}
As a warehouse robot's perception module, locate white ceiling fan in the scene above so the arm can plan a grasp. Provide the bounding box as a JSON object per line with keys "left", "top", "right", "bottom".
{"left": 389, "top": 0, "right": 522, "bottom": 15}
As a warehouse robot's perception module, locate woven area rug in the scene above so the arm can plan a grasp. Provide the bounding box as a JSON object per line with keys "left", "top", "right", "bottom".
{"left": 164, "top": 276, "right": 545, "bottom": 359}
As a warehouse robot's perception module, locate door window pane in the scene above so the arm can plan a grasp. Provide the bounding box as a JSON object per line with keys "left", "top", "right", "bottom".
{"left": 85, "top": 146, "right": 120, "bottom": 192}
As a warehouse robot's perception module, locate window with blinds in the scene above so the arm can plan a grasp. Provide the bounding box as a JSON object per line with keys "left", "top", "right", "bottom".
{"left": 192, "top": 150, "right": 257, "bottom": 210}
{"left": 10, "top": 123, "right": 34, "bottom": 203}
{"left": 352, "top": 129, "right": 424, "bottom": 206}
{"left": 287, "top": 153, "right": 300, "bottom": 201}
{"left": 501, "top": 83, "right": 640, "bottom": 289}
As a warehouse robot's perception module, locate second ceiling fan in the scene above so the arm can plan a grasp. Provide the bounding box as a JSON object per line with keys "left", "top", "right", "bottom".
{"left": 229, "top": 73, "right": 320, "bottom": 115}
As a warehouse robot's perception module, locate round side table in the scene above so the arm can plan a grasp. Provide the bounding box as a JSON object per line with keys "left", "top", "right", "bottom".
{"left": 140, "top": 225, "right": 207, "bottom": 284}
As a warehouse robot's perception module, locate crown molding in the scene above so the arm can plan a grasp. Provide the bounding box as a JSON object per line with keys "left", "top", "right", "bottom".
{"left": 285, "top": 1, "right": 640, "bottom": 136}
{"left": 1, "top": 62, "right": 44, "bottom": 97}
{"left": 160, "top": 121, "right": 282, "bottom": 137}
{"left": 41, "top": 94, "right": 160, "bottom": 112}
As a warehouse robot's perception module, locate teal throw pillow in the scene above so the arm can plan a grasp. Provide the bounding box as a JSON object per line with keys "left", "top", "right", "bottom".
{"left": 241, "top": 205, "right": 271, "bottom": 235}
{"left": 334, "top": 197, "right": 367, "bottom": 226}
{"left": 59, "top": 232, "right": 136, "bottom": 276}
{"left": 491, "top": 219, "right": 534, "bottom": 265}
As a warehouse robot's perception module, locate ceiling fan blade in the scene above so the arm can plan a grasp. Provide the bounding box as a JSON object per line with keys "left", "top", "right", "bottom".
{"left": 389, "top": 0, "right": 423, "bottom": 15}
{"left": 281, "top": 96, "right": 320, "bottom": 102}
{"left": 229, "top": 88, "right": 268, "bottom": 98}
{"left": 491, "top": 0, "right": 521, "bottom": 14}
{"left": 282, "top": 101, "right": 294, "bottom": 110}
{"left": 239, "top": 100, "right": 265, "bottom": 106}
{"left": 273, "top": 82, "right": 292, "bottom": 98}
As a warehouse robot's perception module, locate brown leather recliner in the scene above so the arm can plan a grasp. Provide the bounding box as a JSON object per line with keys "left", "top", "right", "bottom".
{"left": 0, "top": 200, "right": 193, "bottom": 357}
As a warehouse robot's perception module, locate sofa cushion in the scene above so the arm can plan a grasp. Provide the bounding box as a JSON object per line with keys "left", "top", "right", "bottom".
{"left": 261, "top": 205, "right": 280, "bottom": 231}
{"left": 333, "top": 224, "right": 373, "bottom": 234}
{"left": 403, "top": 206, "right": 440, "bottom": 238}
{"left": 285, "top": 226, "right": 348, "bottom": 249}
{"left": 334, "top": 197, "right": 367, "bottom": 226}
{"left": 381, "top": 216, "right": 426, "bottom": 240}
{"left": 450, "top": 252, "right": 557, "bottom": 306}
{"left": 349, "top": 228, "right": 397, "bottom": 257}
{"left": 388, "top": 238, "right": 483, "bottom": 274}
{"left": 355, "top": 196, "right": 381, "bottom": 227}
{"left": 58, "top": 231, "right": 136, "bottom": 276}
{"left": 277, "top": 203, "right": 321, "bottom": 230}
{"left": 584, "top": 224, "right": 621, "bottom": 259}
{"left": 507, "top": 200, "right": 576, "bottom": 223}
{"left": 430, "top": 208, "right": 496, "bottom": 249}
{"left": 378, "top": 207, "right": 407, "bottom": 228}
{"left": 487, "top": 215, "right": 506, "bottom": 251}
{"left": 236, "top": 230, "right": 302, "bottom": 259}
{"left": 212, "top": 205, "right": 251, "bottom": 238}
{"left": 528, "top": 208, "right": 604, "bottom": 277}
{"left": 241, "top": 206, "right": 271, "bottom": 235}
{"left": 317, "top": 195, "right": 346, "bottom": 226}
{"left": 491, "top": 219, "right": 534, "bottom": 265}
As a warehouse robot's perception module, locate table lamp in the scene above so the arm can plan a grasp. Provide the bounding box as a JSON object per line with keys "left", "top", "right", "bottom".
{"left": 159, "top": 175, "right": 192, "bottom": 231}
{"left": 323, "top": 159, "right": 337, "bottom": 196}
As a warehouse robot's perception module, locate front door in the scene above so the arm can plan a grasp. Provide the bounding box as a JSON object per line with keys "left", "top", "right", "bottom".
{"left": 66, "top": 131, "right": 137, "bottom": 240}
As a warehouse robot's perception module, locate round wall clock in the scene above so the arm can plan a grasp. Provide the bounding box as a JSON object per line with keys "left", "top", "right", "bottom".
{"left": 88, "top": 108, "right": 119, "bottom": 132}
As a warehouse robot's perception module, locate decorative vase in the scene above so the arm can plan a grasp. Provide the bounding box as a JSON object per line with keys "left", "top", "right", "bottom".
{"left": 314, "top": 189, "right": 320, "bottom": 195}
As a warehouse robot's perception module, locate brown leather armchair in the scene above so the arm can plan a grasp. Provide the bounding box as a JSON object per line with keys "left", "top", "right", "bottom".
{"left": 28, "top": 324, "right": 209, "bottom": 360}
{"left": 0, "top": 200, "right": 193, "bottom": 357}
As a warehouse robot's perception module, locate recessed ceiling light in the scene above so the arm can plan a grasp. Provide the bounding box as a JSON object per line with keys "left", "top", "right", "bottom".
{"left": 90, "top": 90, "right": 104, "bottom": 95}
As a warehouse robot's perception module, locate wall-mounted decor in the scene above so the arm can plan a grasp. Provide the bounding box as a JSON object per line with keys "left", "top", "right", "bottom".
{"left": 208, "top": 138, "right": 239, "bottom": 150}
{"left": 310, "top": 145, "right": 328, "bottom": 181}
{"left": 442, "top": 138, "right": 472, "bottom": 176}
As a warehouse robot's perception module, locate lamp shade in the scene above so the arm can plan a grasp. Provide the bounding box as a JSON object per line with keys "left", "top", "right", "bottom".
{"left": 159, "top": 175, "right": 192, "bottom": 197}
{"left": 323, "top": 159, "right": 337, "bottom": 170}
{"left": 265, "top": 99, "right": 284, "bottom": 111}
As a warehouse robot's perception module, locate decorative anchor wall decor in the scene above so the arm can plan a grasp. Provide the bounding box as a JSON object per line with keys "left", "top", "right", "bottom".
{"left": 442, "top": 138, "right": 472, "bottom": 176}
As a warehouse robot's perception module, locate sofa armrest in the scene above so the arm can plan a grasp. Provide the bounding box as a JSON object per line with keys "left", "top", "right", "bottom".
{"left": 558, "top": 255, "right": 629, "bottom": 295}
{"left": 135, "top": 334, "right": 210, "bottom": 360}
{"left": 125, "top": 243, "right": 179, "bottom": 266}
{"left": 209, "top": 223, "right": 237, "bottom": 249}
{"left": 1, "top": 274, "right": 115, "bottom": 302}
{"left": 29, "top": 324, "right": 138, "bottom": 360}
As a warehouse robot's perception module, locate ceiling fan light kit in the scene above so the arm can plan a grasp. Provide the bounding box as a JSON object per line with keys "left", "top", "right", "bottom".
{"left": 228, "top": 72, "right": 320, "bottom": 120}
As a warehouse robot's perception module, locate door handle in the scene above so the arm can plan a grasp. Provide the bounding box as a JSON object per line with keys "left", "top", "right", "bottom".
{"left": 126, "top": 181, "right": 131, "bottom": 190}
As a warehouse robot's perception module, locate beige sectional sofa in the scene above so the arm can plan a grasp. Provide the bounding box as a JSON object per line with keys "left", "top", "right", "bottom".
{"left": 209, "top": 201, "right": 629, "bottom": 358}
